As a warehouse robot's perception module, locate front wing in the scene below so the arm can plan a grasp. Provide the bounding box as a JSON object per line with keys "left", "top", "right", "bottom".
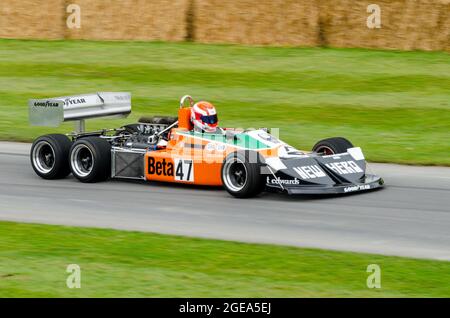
{"left": 267, "top": 174, "right": 384, "bottom": 194}
{"left": 264, "top": 148, "right": 384, "bottom": 195}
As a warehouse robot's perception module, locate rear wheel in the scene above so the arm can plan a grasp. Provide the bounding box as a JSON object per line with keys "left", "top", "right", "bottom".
{"left": 312, "top": 137, "right": 354, "bottom": 155}
{"left": 69, "top": 137, "right": 111, "bottom": 183}
{"left": 30, "top": 134, "right": 72, "bottom": 179}
{"left": 221, "top": 151, "right": 265, "bottom": 198}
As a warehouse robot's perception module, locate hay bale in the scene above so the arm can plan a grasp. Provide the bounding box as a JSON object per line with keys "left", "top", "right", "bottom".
{"left": 319, "top": 0, "right": 450, "bottom": 51}
{"left": 194, "top": 0, "right": 449, "bottom": 51}
{"left": 66, "top": 0, "right": 189, "bottom": 41}
{"left": 0, "top": 0, "right": 447, "bottom": 51}
{"left": 0, "top": 0, "right": 65, "bottom": 39}
{"left": 194, "top": 0, "right": 320, "bottom": 46}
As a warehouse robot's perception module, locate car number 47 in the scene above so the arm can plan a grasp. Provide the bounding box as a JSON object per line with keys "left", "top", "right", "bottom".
{"left": 174, "top": 159, "right": 194, "bottom": 182}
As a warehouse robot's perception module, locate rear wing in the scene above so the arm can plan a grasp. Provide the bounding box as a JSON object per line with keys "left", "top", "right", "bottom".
{"left": 28, "top": 92, "right": 131, "bottom": 131}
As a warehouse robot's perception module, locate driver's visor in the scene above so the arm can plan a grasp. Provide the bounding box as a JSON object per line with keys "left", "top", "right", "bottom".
{"left": 199, "top": 114, "right": 218, "bottom": 124}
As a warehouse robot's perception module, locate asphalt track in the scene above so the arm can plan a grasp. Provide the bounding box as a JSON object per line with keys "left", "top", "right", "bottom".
{"left": 0, "top": 142, "right": 449, "bottom": 260}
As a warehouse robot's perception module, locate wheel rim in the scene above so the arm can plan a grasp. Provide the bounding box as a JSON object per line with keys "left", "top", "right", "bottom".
{"left": 223, "top": 158, "right": 248, "bottom": 192}
{"left": 315, "top": 145, "right": 335, "bottom": 156}
{"left": 32, "top": 141, "right": 55, "bottom": 174}
{"left": 71, "top": 144, "right": 94, "bottom": 177}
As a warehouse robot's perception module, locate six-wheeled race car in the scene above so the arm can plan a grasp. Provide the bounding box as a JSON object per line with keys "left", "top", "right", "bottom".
{"left": 28, "top": 93, "right": 384, "bottom": 198}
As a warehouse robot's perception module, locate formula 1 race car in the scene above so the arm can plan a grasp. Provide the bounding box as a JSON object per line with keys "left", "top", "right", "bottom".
{"left": 28, "top": 93, "right": 384, "bottom": 198}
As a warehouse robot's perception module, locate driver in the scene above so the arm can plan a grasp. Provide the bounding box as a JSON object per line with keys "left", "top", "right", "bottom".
{"left": 190, "top": 101, "right": 220, "bottom": 133}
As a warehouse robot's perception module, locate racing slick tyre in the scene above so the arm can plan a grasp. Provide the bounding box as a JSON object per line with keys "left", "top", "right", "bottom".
{"left": 69, "top": 137, "right": 111, "bottom": 183}
{"left": 312, "top": 137, "right": 354, "bottom": 155}
{"left": 221, "top": 151, "right": 265, "bottom": 198}
{"left": 30, "top": 134, "right": 72, "bottom": 179}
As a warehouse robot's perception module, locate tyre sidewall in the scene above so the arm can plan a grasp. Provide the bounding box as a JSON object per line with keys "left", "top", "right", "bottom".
{"left": 30, "top": 134, "right": 71, "bottom": 179}
{"left": 70, "top": 137, "right": 111, "bottom": 182}
{"left": 221, "top": 151, "right": 265, "bottom": 198}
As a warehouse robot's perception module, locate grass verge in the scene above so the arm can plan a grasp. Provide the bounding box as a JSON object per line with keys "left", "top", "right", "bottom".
{"left": 0, "top": 39, "right": 449, "bottom": 165}
{"left": 0, "top": 221, "right": 449, "bottom": 297}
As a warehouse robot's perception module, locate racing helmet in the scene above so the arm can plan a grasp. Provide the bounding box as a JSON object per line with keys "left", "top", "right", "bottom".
{"left": 190, "top": 101, "right": 218, "bottom": 133}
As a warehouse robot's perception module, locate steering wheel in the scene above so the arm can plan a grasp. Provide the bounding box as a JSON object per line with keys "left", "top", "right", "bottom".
{"left": 180, "top": 95, "right": 194, "bottom": 108}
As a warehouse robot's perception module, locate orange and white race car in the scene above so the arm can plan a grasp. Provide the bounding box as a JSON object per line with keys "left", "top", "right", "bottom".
{"left": 29, "top": 94, "right": 383, "bottom": 198}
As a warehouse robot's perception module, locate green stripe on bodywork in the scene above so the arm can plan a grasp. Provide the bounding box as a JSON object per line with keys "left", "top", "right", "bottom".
{"left": 179, "top": 131, "right": 271, "bottom": 150}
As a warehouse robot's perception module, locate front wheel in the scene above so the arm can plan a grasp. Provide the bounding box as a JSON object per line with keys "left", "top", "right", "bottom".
{"left": 312, "top": 137, "right": 354, "bottom": 155}
{"left": 69, "top": 137, "right": 111, "bottom": 183}
{"left": 221, "top": 151, "right": 265, "bottom": 198}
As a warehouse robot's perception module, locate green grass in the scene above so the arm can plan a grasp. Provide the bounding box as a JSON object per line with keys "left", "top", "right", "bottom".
{"left": 0, "top": 221, "right": 449, "bottom": 297}
{"left": 0, "top": 39, "right": 449, "bottom": 165}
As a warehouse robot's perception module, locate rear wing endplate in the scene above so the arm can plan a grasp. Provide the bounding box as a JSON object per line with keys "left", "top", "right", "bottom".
{"left": 28, "top": 92, "right": 131, "bottom": 131}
